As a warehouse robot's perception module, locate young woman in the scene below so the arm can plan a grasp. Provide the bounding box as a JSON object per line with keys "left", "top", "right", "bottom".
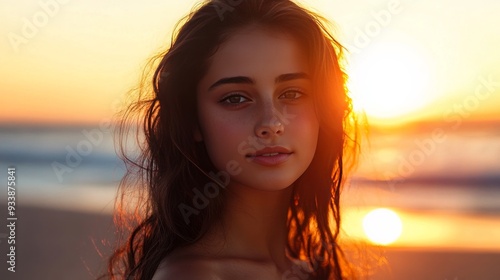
{"left": 105, "top": 0, "right": 358, "bottom": 279}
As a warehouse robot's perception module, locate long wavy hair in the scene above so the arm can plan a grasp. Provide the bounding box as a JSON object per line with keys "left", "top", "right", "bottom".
{"left": 104, "top": 0, "right": 359, "bottom": 279}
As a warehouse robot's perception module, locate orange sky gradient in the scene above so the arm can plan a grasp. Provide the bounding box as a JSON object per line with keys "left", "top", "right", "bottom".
{"left": 2, "top": 0, "right": 499, "bottom": 253}
{"left": 1, "top": 0, "right": 499, "bottom": 126}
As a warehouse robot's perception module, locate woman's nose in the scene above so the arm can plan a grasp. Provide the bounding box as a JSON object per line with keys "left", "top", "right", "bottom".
{"left": 254, "top": 105, "right": 285, "bottom": 138}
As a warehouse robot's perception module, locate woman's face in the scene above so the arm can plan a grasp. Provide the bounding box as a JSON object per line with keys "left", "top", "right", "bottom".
{"left": 196, "top": 27, "right": 319, "bottom": 191}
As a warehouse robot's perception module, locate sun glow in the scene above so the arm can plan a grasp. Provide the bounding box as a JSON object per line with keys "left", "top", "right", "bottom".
{"left": 347, "top": 42, "right": 433, "bottom": 121}
{"left": 363, "top": 208, "right": 403, "bottom": 245}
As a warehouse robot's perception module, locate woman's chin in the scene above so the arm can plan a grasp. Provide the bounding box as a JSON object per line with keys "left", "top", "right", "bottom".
{"left": 229, "top": 177, "right": 298, "bottom": 192}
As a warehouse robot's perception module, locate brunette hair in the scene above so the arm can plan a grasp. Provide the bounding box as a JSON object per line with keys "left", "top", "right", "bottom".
{"left": 104, "top": 0, "right": 358, "bottom": 279}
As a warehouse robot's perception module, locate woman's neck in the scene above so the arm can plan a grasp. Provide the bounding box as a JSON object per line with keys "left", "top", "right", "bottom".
{"left": 199, "top": 183, "right": 294, "bottom": 271}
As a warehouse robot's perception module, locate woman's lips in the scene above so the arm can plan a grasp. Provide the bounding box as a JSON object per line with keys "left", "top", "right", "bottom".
{"left": 250, "top": 154, "right": 292, "bottom": 166}
{"left": 245, "top": 146, "right": 293, "bottom": 166}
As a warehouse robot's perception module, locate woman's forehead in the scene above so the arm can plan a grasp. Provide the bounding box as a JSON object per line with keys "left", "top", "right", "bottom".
{"left": 199, "top": 28, "right": 309, "bottom": 90}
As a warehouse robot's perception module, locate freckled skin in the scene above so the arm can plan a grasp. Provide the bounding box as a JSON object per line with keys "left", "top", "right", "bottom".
{"left": 196, "top": 27, "right": 319, "bottom": 192}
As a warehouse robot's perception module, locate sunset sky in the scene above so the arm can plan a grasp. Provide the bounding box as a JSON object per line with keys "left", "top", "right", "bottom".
{"left": 1, "top": 0, "right": 499, "bottom": 125}
{"left": 2, "top": 1, "right": 499, "bottom": 255}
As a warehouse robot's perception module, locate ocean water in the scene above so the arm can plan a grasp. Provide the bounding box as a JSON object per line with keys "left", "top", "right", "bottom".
{"left": 0, "top": 124, "right": 125, "bottom": 212}
{"left": 1, "top": 122, "right": 499, "bottom": 251}
{"left": 0, "top": 122, "right": 499, "bottom": 214}
{"left": 1, "top": 125, "right": 124, "bottom": 182}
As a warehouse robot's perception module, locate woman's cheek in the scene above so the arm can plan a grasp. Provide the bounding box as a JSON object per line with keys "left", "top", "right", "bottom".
{"left": 203, "top": 121, "right": 248, "bottom": 168}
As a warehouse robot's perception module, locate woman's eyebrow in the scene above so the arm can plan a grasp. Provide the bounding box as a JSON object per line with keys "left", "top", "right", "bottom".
{"left": 208, "top": 72, "right": 309, "bottom": 91}
{"left": 208, "top": 76, "right": 254, "bottom": 90}
{"left": 275, "top": 72, "right": 310, "bottom": 83}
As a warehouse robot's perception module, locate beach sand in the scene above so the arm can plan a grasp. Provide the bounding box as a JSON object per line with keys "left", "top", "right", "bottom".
{"left": 1, "top": 204, "right": 499, "bottom": 280}
{"left": 1, "top": 204, "right": 114, "bottom": 280}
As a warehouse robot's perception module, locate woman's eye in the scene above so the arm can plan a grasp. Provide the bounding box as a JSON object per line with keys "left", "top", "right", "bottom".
{"left": 220, "top": 94, "right": 249, "bottom": 104}
{"left": 279, "top": 89, "right": 304, "bottom": 100}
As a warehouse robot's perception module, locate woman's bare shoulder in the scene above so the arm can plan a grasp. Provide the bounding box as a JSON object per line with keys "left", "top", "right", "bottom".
{"left": 152, "top": 257, "right": 223, "bottom": 280}
{"left": 152, "top": 249, "right": 224, "bottom": 280}
{"left": 152, "top": 245, "right": 299, "bottom": 280}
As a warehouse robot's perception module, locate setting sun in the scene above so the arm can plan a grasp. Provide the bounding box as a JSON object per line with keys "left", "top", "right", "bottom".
{"left": 347, "top": 41, "right": 433, "bottom": 120}
{"left": 363, "top": 208, "right": 403, "bottom": 245}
